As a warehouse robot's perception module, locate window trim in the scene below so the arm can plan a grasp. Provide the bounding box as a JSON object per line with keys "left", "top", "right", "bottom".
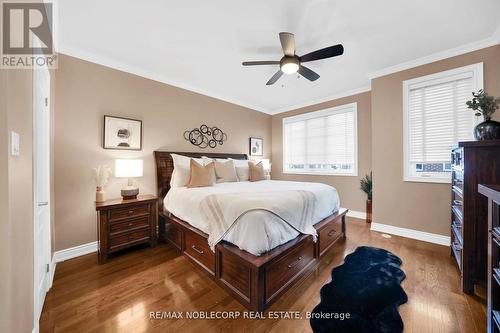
{"left": 282, "top": 102, "right": 358, "bottom": 177}
{"left": 403, "top": 62, "right": 483, "bottom": 184}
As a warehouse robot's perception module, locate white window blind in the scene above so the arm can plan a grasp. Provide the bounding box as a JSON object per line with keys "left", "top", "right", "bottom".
{"left": 283, "top": 103, "right": 357, "bottom": 175}
{"left": 404, "top": 63, "right": 482, "bottom": 183}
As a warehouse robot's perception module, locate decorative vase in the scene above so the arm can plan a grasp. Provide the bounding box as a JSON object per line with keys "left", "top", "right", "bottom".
{"left": 366, "top": 199, "right": 372, "bottom": 224}
{"left": 474, "top": 117, "right": 500, "bottom": 140}
{"left": 96, "top": 186, "right": 106, "bottom": 202}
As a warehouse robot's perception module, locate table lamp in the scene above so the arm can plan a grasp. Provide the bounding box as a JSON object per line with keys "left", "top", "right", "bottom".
{"left": 115, "top": 159, "right": 143, "bottom": 200}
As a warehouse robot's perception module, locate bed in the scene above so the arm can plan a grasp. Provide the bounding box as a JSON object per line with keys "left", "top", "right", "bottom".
{"left": 154, "top": 151, "right": 348, "bottom": 311}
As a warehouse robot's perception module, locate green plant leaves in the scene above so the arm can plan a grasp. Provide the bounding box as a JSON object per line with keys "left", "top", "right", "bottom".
{"left": 466, "top": 89, "right": 499, "bottom": 119}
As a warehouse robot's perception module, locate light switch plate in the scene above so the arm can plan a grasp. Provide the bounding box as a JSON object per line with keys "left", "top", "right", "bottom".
{"left": 11, "top": 131, "right": 19, "bottom": 156}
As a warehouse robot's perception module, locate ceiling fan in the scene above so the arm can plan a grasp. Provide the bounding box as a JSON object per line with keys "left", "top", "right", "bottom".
{"left": 242, "top": 32, "right": 344, "bottom": 85}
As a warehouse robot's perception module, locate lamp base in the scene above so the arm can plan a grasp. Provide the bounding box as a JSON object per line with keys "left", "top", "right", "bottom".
{"left": 121, "top": 186, "right": 139, "bottom": 200}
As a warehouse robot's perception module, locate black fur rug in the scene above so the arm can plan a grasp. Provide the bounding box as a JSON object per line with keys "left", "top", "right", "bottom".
{"left": 310, "top": 246, "right": 408, "bottom": 333}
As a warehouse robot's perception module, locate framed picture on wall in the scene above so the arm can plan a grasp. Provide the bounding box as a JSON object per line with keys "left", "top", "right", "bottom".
{"left": 249, "top": 137, "right": 263, "bottom": 156}
{"left": 103, "top": 115, "right": 142, "bottom": 150}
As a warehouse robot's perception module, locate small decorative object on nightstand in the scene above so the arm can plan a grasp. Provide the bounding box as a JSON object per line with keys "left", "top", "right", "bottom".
{"left": 95, "top": 195, "right": 157, "bottom": 264}
{"left": 115, "top": 159, "right": 143, "bottom": 199}
{"left": 92, "top": 164, "right": 111, "bottom": 202}
{"left": 260, "top": 158, "right": 271, "bottom": 179}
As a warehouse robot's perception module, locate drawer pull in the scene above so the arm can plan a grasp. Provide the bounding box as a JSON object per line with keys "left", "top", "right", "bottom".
{"left": 128, "top": 223, "right": 133, "bottom": 227}
{"left": 191, "top": 245, "right": 204, "bottom": 254}
{"left": 327, "top": 229, "right": 337, "bottom": 237}
{"left": 128, "top": 235, "right": 133, "bottom": 241}
{"left": 453, "top": 200, "right": 462, "bottom": 206}
{"left": 287, "top": 256, "right": 303, "bottom": 269}
{"left": 128, "top": 210, "right": 134, "bottom": 215}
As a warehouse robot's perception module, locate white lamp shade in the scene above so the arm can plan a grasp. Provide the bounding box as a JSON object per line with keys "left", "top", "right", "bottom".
{"left": 115, "top": 159, "right": 143, "bottom": 178}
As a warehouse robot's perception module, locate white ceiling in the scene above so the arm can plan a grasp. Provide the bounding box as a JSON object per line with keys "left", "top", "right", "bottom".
{"left": 57, "top": 0, "right": 500, "bottom": 114}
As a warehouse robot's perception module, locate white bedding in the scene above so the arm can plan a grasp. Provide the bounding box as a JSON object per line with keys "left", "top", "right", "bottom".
{"left": 164, "top": 180, "right": 340, "bottom": 255}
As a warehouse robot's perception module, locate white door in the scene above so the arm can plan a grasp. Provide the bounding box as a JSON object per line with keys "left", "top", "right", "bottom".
{"left": 33, "top": 64, "right": 51, "bottom": 324}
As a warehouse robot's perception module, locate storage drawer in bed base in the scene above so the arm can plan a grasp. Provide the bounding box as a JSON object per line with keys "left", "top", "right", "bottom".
{"left": 159, "top": 208, "right": 347, "bottom": 312}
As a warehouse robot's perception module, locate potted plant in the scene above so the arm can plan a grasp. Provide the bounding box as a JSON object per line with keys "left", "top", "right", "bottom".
{"left": 360, "top": 172, "right": 372, "bottom": 223}
{"left": 466, "top": 89, "right": 500, "bottom": 140}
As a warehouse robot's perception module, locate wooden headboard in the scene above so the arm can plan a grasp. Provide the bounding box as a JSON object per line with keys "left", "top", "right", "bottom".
{"left": 154, "top": 151, "right": 248, "bottom": 212}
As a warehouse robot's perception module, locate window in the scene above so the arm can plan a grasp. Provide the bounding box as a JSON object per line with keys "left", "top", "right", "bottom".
{"left": 404, "top": 63, "right": 483, "bottom": 183}
{"left": 283, "top": 103, "right": 358, "bottom": 176}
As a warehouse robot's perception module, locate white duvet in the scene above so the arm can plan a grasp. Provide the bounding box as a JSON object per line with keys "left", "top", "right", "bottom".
{"left": 164, "top": 180, "right": 340, "bottom": 256}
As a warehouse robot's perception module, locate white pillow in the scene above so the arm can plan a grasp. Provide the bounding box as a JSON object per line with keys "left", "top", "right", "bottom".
{"left": 230, "top": 158, "right": 250, "bottom": 181}
{"left": 170, "top": 154, "right": 204, "bottom": 188}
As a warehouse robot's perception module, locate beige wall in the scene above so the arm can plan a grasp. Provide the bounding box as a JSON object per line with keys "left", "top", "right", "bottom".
{"left": 54, "top": 54, "right": 272, "bottom": 251}
{"left": 0, "top": 69, "right": 35, "bottom": 333}
{"left": 271, "top": 91, "right": 372, "bottom": 212}
{"left": 372, "top": 45, "right": 500, "bottom": 236}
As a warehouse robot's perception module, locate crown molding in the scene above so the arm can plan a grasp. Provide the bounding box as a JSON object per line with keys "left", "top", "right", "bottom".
{"left": 268, "top": 85, "right": 371, "bottom": 115}
{"left": 368, "top": 34, "right": 500, "bottom": 80}
{"left": 58, "top": 46, "right": 270, "bottom": 114}
{"left": 494, "top": 23, "right": 500, "bottom": 42}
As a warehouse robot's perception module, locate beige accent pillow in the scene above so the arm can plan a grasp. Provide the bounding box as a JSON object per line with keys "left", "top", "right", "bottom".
{"left": 248, "top": 161, "right": 266, "bottom": 182}
{"left": 187, "top": 159, "right": 216, "bottom": 188}
{"left": 214, "top": 160, "right": 238, "bottom": 183}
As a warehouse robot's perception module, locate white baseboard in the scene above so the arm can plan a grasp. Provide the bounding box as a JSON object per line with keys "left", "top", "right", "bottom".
{"left": 370, "top": 222, "right": 450, "bottom": 246}
{"left": 53, "top": 241, "right": 98, "bottom": 263}
{"left": 346, "top": 210, "right": 367, "bottom": 220}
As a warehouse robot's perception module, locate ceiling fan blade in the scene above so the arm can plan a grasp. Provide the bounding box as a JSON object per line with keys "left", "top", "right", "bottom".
{"left": 266, "top": 70, "right": 283, "bottom": 85}
{"left": 279, "top": 32, "right": 295, "bottom": 56}
{"left": 299, "top": 44, "right": 344, "bottom": 63}
{"left": 298, "top": 65, "right": 320, "bottom": 81}
{"left": 242, "top": 61, "right": 280, "bottom": 66}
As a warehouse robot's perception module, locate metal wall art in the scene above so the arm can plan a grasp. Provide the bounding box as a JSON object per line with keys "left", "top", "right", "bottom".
{"left": 184, "top": 124, "right": 227, "bottom": 149}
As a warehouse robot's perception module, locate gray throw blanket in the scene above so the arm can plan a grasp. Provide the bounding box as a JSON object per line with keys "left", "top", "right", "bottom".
{"left": 200, "top": 190, "right": 317, "bottom": 252}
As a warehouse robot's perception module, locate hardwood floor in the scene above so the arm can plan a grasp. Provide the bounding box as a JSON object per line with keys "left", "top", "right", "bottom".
{"left": 40, "top": 218, "right": 486, "bottom": 333}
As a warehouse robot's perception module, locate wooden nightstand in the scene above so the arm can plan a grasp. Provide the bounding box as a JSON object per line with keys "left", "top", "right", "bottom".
{"left": 95, "top": 195, "right": 158, "bottom": 264}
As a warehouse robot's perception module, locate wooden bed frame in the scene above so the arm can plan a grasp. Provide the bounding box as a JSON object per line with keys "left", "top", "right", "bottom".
{"left": 154, "top": 151, "right": 347, "bottom": 311}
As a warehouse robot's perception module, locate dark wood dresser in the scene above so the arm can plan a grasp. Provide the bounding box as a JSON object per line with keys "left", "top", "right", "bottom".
{"left": 479, "top": 184, "right": 500, "bottom": 333}
{"left": 451, "top": 141, "right": 500, "bottom": 294}
{"left": 96, "top": 195, "right": 158, "bottom": 264}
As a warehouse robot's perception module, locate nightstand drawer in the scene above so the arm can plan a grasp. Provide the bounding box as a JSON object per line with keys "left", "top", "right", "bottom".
{"left": 109, "top": 229, "right": 150, "bottom": 250}
{"left": 109, "top": 217, "right": 149, "bottom": 234}
{"left": 109, "top": 204, "right": 149, "bottom": 221}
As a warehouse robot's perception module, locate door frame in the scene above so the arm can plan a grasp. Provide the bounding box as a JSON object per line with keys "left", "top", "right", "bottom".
{"left": 32, "top": 64, "right": 52, "bottom": 330}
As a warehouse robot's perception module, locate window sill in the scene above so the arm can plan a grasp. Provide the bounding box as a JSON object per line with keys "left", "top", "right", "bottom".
{"left": 404, "top": 177, "right": 451, "bottom": 184}
{"left": 283, "top": 171, "right": 358, "bottom": 177}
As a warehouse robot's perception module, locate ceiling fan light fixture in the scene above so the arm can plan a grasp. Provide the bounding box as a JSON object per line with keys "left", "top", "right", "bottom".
{"left": 280, "top": 56, "right": 300, "bottom": 74}
{"left": 281, "top": 62, "right": 299, "bottom": 74}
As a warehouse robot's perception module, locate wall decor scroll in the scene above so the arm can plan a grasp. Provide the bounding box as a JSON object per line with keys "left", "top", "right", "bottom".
{"left": 184, "top": 124, "right": 227, "bottom": 149}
